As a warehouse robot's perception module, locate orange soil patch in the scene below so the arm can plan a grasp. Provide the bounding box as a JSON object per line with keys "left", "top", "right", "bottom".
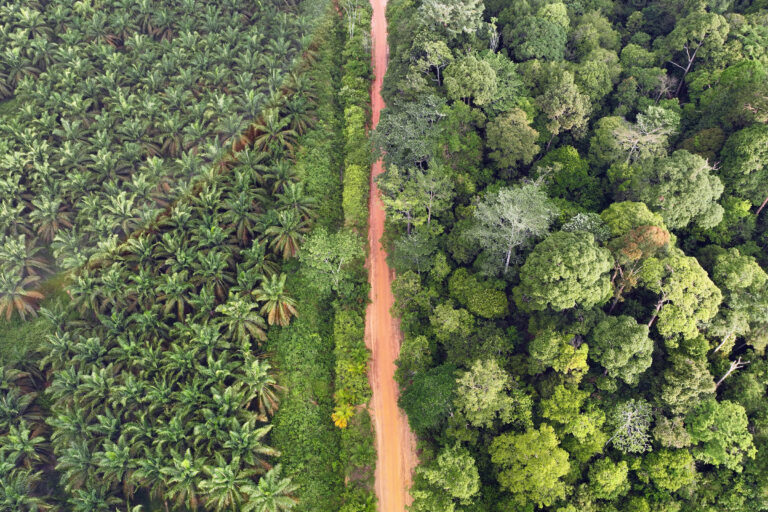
{"left": 364, "top": 0, "right": 419, "bottom": 510}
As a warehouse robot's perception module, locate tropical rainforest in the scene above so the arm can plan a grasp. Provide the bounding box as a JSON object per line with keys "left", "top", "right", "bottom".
{"left": 378, "top": 0, "right": 768, "bottom": 511}
{"left": 2, "top": 0, "right": 768, "bottom": 511}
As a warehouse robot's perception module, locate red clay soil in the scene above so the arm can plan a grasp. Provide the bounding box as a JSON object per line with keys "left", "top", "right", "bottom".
{"left": 365, "top": 0, "right": 418, "bottom": 510}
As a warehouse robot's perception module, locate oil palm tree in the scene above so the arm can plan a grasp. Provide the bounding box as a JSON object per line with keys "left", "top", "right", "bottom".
{"left": 242, "top": 464, "right": 297, "bottom": 512}
{"left": 215, "top": 296, "right": 267, "bottom": 344}
{"left": 199, "top": 455, "right": 256, "bottom": 511}
{"left": 252, "top": 273, "right": 297, "bottom": 327}
{"left": 264, "top": 210, "right": 306, "bottom": 260}
{"left": 241, "top": 358, "right": 283, "bottom": 420}
{"left": 251, "top": 108, "right": 297, "bottom": 155}
{"left": 276, "top": 182, "right": 316, "bottom": 220}
{"left": 0, "top": 274, "right": 44, "bottom": 321}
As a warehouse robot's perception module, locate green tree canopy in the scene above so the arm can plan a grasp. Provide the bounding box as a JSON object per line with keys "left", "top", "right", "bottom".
{"left": 719, "top": 123, "right": 768, "bottom": 209}
{"left": 686, "top": 398, "right": 756, "bottom": 472}
{"left": 490, "top": 424, "right": 571, "bottom": 508}
{"left": 455, "top": 358, "right": 532, "bottom": 429}
{"left": 466, "top": 184, "right": 558, "bottom": 276}
{"left": 486, "top": 108, "right": 540, "bottom": 172}
{"left": 627, "top": 150, "right": 724, "bottom": 230}
{"left": 514, "top": 231, "right": 612, "bottom": 312}
{"left": 444, "top": 53, "right": 497, "bottom": 106}
{"left": 588, "top": 458, "right": 629, "bottom": 501}
{"left": 589, "top": 315, "right": 653, "bottom": 386}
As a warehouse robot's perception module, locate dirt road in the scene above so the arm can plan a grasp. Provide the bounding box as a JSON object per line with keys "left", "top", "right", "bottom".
{"left": 365, "top": 0, "right": 418, "bottom": 510}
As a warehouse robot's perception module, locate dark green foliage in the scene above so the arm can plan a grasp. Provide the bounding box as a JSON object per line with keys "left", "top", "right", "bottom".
{"left": 399, "top": 364, "right": 457, "bottom": 436}
{"left": 505, "top": 15, "right": 567, "bottom": 62}
{"left": 533, "top": 146, "right": 603, "bottom": 211}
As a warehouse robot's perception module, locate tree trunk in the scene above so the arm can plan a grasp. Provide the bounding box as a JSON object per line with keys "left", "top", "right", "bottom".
{"left": 715, "top": 357, "right": 749, "bottom": 389}
{"left": 756, "top": 194, "right": 768, "bottom": 216}
{"left": 647, "top": 296, "right": 666, "bottom": 328}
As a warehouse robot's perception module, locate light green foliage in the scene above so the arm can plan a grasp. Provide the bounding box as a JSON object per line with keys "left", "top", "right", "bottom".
{"left": 536, "top": 70, "right": 591, "bottom": 137}
{"left": 641, "top": 449, "right": 696, "bottom": 492}
{"left": 719, "top": 123, "right": 768, "bottom": 207}
{"left": 342, "top": 104, "right": 370, "bottom": 230}
{"left": 528, "top": 328, "right": 589, "bottom": 379}
{"left": 411, "top": 444, "right": 480, "bottom": 511}
{"left": 538, "top": 2, "right": 569, "bottom": 29}
{"left": 588, "top": 458, "right": 629, "bottom": 500}
{"left": 608, "top": 399, "right": 653, "bottom": 454}
{"left": 628, "top": 150, "right": 724, "bottom": 230}
{"left": 686, "top": 398, "right": 756, "bottom": 471}
{"left": 514, "top": 231, "right": 612, "bottom": 312}
{"left": 448, "top": 268, "right": 507, "bottom": 319}
{"left": 486, "top": 108, "right": 540, "bottom": 171}
{"left": 612, "top": 105, "right": 680, "bottom": 164}
{"left": 430, "top": 302, "right": 475, "bottom": 343}
{"left": 372, "top": 94, "right": 446, "bottom": 168}
{"left": 571, "top": 11, "right": 620, "bottom": 59}
{"left": 710, "top": 248, "right": 768, "bottom": 353}
{"left": 540, "top": 385, "right": 605, "bottom": 442}
{"left": 697, "top": 60, "right": 768, "bottom": 130}
{"left": 572, "top": 49, "right": 621, "bottom": 104}
{"left": 395, "top": 334, "right": 432, "bottom": 383}
{"left": 333, "top": 310, "right": 370, "bottom": 407}
{"left": 466, "top": 184, "right": 558, "bottom": 277}
{"left": 342, "top": 163, "right": 369, "bottom": 231}
{"left": 600, "top": 201, "right": 666, "bottom": 238}
{"left": 444, "top": 53, "right": 497, "bottom": 106}
{"left": 391, "top": 228, "right": 438, "bottom": 275}
{"left": 506, "top": 15, "right": 567, "bottom": 61}
{"left": 562, "top": 213, "right": 612, "bottom": 242}
{"left": 589, "top": 116, "right": 627, "bottom": 168}
{"left": 653, "top": 416, "right": 692, "bottom": 449}
{"left": 378, "top": 164, "right": 455, "bottom": 231}
{"left": 641, "top": 249, "right": 722, "bottom": 342}
{"left": 419, "top": 0, "right": 485, "bottom": 36}
{"left": 590, "top": 316, "right": 653, "bottom": 386}
{"left": 661, "top": 354, "right": 716, "bottom": 415}
{"left": 657, "top": 10, "right": 729, "bottom": 76}
{"left": 533, "top": 146, "right": 602, "bottom": 210}
{"left": 490, "top": 424, "right": 571, "bottom": 508}
{"left": 300, "top": 228, "right": 364, "bottom": 298}
{"left": 412, "top": 38, "right": 454, "bottom": 84}
{"left": 455, "top": 358, "right": 532, "bottom": 429}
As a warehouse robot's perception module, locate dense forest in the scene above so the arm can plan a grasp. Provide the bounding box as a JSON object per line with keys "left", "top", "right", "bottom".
{"left": 0, "top": 0, "right": 376, "bottom": 510}
{"left": 376, "top": 0, "right": 768, "bottom": 510}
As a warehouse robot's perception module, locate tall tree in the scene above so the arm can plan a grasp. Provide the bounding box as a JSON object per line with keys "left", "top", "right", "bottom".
{"left": 454, "top": 358, "right": 532, "bottom": 429}
{"left": 514, "top": 231, "right": 613, "bottom": 312}
{"left": 466, "top": 184, "right": 558, "bottom": 276}
{"left": 626, "top": 150, "right": 724, "bottom": 230}
{"left": 490, "top": 424, "right": 570, "bottom": 508}
{"left": 589, "top": 316, "right": 653, "bottom": 386}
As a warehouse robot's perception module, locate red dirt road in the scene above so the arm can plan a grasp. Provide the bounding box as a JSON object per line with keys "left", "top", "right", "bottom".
{"left": 365, "top": 0, "right": 418, "bottom": 510}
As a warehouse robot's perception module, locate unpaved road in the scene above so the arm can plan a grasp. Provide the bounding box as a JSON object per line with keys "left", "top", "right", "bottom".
{"left": 365, "top": 0, "right": 418, "bottom": 509}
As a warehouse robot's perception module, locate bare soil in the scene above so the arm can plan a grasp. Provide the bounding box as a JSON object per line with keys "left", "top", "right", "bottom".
{"left": 364, "top": 0, "right": 418, "bottom": 510}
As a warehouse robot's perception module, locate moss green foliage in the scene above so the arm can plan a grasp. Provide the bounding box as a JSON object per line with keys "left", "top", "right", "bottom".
{"left": 448, "top": 268, "right": 508, "bottom": 319}
{"left": 0, "top": 313, "right": 51, "bottom": 367}
{"left": 490, "top": 424, "right": 571, "bottom": 508}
